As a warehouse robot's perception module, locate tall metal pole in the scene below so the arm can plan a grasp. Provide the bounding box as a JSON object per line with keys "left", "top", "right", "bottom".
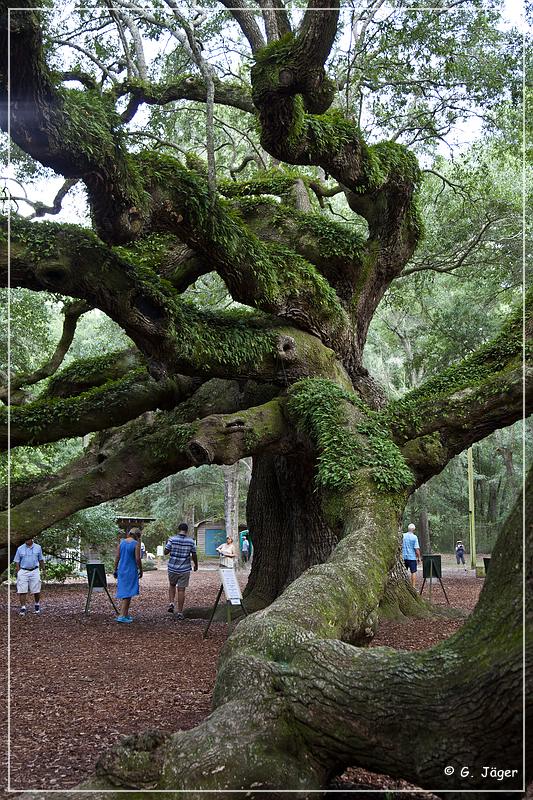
{"left": 467, "top": 447, "right": 476, "bottom": 570}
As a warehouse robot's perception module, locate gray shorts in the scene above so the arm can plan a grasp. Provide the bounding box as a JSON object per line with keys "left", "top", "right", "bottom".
{"left": 168, "top": 571, "right": 190, "bottom": 588}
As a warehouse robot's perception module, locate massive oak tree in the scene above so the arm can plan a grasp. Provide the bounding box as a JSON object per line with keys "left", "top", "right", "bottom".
{"left": 0, "top": 1, "right": 530, "bottom": 794}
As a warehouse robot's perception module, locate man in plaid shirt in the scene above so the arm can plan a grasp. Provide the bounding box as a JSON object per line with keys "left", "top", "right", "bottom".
{"left": 164, "top": 522, "right": 198, "bottom": 619}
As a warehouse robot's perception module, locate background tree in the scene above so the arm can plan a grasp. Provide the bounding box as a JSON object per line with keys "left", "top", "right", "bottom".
{"left": 0, "top": 0, "right": 529, "bottom": 793}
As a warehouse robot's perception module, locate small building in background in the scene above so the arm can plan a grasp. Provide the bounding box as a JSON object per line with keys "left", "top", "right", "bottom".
{"left": 196, "top": 520, "right": 226, "bottom": 557}
{"left": 195, "top": 521, "right": 250, "bottom": 556}
{"left": 115, "top": 516, "right": 156, "bottom": 533}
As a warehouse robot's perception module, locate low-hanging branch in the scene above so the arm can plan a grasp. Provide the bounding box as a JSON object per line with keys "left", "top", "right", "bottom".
{"left": 1, "top": 376, "right": 242, "bottom": 513}
{"left": 0, "top": 298, "right": 91, "bottom": 404}
{"left": 2, "top": 395, "right": 290, "bottom": 549}
{"left": 2, "top": 370, "right": 191, "bottom": 450}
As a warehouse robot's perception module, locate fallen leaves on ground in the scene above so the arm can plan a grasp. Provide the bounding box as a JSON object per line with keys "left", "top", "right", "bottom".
{"left": 0, "top": 566, "right": 483, "bottom": 794}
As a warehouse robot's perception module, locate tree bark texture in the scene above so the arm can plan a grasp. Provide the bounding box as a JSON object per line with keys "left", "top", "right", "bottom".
{"left": 1, "top": 6, "right": 530, "bottom": 795}
{"left": 49, "top": 465, "right": 527, "bottom": 799}
{"left": 244, "top": 452, "right": 339, "bottom": 610}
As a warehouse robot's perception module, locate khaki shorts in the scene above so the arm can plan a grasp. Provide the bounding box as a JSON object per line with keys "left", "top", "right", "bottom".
{"left": 168, "top": 571, "right": 190, "bottom": 588}
{"left": 17, "top": 569, "right": 41, "bottom": 594}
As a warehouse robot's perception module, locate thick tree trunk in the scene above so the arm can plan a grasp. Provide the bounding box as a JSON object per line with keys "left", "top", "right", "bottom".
{"left": 55, "top": 467, "right": 526, "bottom": 800}
{"left": 243, "top": 452, "right": 339, "bottom": 610}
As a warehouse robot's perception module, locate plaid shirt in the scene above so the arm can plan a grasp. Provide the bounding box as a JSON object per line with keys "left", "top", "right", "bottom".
{"left": 165, "top": 534, "right": 196, "bottom": 574}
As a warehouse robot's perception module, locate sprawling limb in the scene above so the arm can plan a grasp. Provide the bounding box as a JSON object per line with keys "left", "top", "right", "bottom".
{"left": 3, "top": 216, "right": 352, "bottom": 386}
{"left": 2, "top": 371, "right": 190, "bottom": 449}
{"left": 390, "top": 296, "right": 532, "bottom": 485}
{"left": 0, "top": 376, "right": 253, "bottom": 515}
{"left": 0, "top": 299, "right": 90, "bottom": 404}
{"left": 50, "top": 448, "right": 526, "bottom": 799}
{"left": 1, "top": 392, "right": 290, "bottom": 554}
{"left": 115, "top": 75, "right": 255, "bottom": 122}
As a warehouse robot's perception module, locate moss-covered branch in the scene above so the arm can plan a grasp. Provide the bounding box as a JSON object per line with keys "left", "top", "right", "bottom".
{"left": 227, "top": 193, "right": 367, "bottom": 306}
{"left": 1, "top": 390, "right": 289, "bottom": 549}
{"left": 247, "top": 33, "right": 422, "bottom": 356}
{"left": 0, "top": 5, "right": 151, "bottom": 243}
{"left": 113, "top": 75, "right": 255, "bottom": 122}
{"left": 132, "top": 152, "right": 349, "bottom": 344}
{"left": 42, "top": 349, "right": 141, "bottom": 398}
{"left": 2, "top": 369, "right": 193, "bottom": 450}
{"left": 3, "top": 215, "right": 351, "bottom": 387}
{"left": 0, "top": 299, "right": 90, "bottom": 404}
{"left": 386, "top": 295, "right": 532, "bottom": 484}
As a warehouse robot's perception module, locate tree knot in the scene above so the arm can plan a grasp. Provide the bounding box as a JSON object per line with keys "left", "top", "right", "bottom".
{"left": 96, "top": 730, "right": 170, "bottom": 788}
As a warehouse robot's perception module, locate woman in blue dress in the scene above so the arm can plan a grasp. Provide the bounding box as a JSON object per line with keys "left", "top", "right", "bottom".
{"left": 113, "top": 528, "right": 143, "bottom": 623}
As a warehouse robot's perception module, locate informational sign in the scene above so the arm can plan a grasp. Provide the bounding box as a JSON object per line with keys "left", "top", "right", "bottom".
{"left": 84, "top": 563, "right": 118, "bottom": 615}
{"left": 86, "top": 562, "right": 108, "bottom": 588}
{"left": 156, "top": 545, "right": 164, "bottom": 557}
{"left": 219, "top": 568, "right": 242, "bottom": 605}
{"left": 422, "top": 554, "right": 442, "bottom": 579}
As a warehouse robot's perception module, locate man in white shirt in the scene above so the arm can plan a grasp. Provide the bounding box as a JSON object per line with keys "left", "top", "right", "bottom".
{"left": 402, "top": 523, "right": 421, "bottom": 588}
{"left": 14, "top": 538, "right": 46, "bottom": 615}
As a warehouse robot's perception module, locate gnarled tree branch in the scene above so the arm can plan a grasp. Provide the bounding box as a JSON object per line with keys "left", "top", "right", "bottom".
{"left": 0, "top": 298, "right": 90, "bottom": 404}
{"left": 2, "top": 392, "right": 290, "bottom": 550}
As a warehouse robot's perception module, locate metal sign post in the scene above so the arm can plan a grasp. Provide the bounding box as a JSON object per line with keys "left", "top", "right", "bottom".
{"left": 204, "top": 568, "right": 247, "bottom": 638}
{"left": 84, "top": 563, "right": 119, "bottom": 614}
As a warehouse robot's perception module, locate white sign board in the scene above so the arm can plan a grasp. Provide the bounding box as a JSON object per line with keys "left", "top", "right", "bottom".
{"left": 219, "top": 568, "right": 242, "bottom": 605}
{"left": 156, "top": 545, "right": 164, "bottom": 557}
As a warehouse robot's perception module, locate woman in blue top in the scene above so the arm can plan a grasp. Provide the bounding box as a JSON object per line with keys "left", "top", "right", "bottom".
{"left": 113, "top": 528, "right": 143, "bottom": 623}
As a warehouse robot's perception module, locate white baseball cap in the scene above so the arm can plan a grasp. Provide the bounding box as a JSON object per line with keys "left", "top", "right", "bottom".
{"left": 408, "top": 523, "right": 416, "bottom": 530}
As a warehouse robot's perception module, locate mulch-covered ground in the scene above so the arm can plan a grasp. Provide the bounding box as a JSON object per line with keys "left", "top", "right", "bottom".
{"left": 0, "top": 563, "right": 486, "bottom": 794}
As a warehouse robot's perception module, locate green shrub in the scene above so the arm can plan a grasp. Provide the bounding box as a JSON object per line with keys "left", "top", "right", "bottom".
{"left": 44, "top": 562, "right": 77, "bottom": 582}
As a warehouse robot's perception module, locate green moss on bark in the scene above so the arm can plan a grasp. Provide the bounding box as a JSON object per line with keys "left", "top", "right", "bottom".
{"left": 385, "top": 294, "right": 529, "bottom": 439}
{"left": 43, "top": 351, "right": 136, "bottom": 397}
{"left": 137, "top": 151, "right": 346, "bottom": 328}
{"left": 286, "top": 378, "right": 413, "bottom": 493}
{"left": 6, "top": 370, "right": 145, "bottom": 437}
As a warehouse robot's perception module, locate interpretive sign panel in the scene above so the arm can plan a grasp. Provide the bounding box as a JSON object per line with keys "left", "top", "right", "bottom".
{"left": 84, "top": 562, "right": 118, "bottom": 614}
{"left": 219, "top": 568, "right": 242, "bottom": 605}
{"left": 86, "top": 562, "right": 107, "bottom": 588}
{"left": 422, "top": 554, "right": 442, "bottom": 579}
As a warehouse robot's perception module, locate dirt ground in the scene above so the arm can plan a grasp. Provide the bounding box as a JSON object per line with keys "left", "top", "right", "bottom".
{"left": 0, "top": 561, "right": 486, "bottom": 794}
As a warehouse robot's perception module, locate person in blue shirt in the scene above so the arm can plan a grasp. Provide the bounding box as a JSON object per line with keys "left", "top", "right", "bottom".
{"left": 402, "top": 523, "right": 421, "bottom": 588}
{"left": 164, "top": 522, "right": 198, "bottom": 619}
{"left": 241, "top": 535, "right": 250, "bottom": 564}
{"left": 14, "top": 538, "right": 46, "bottom": 616}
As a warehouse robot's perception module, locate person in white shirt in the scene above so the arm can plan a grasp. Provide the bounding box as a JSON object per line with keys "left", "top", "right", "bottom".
{"left": 14, "top": 538, "right": 46, "bottom": 615}
{"left": 216, "top": 536, "right": 236, "bottom": 569}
